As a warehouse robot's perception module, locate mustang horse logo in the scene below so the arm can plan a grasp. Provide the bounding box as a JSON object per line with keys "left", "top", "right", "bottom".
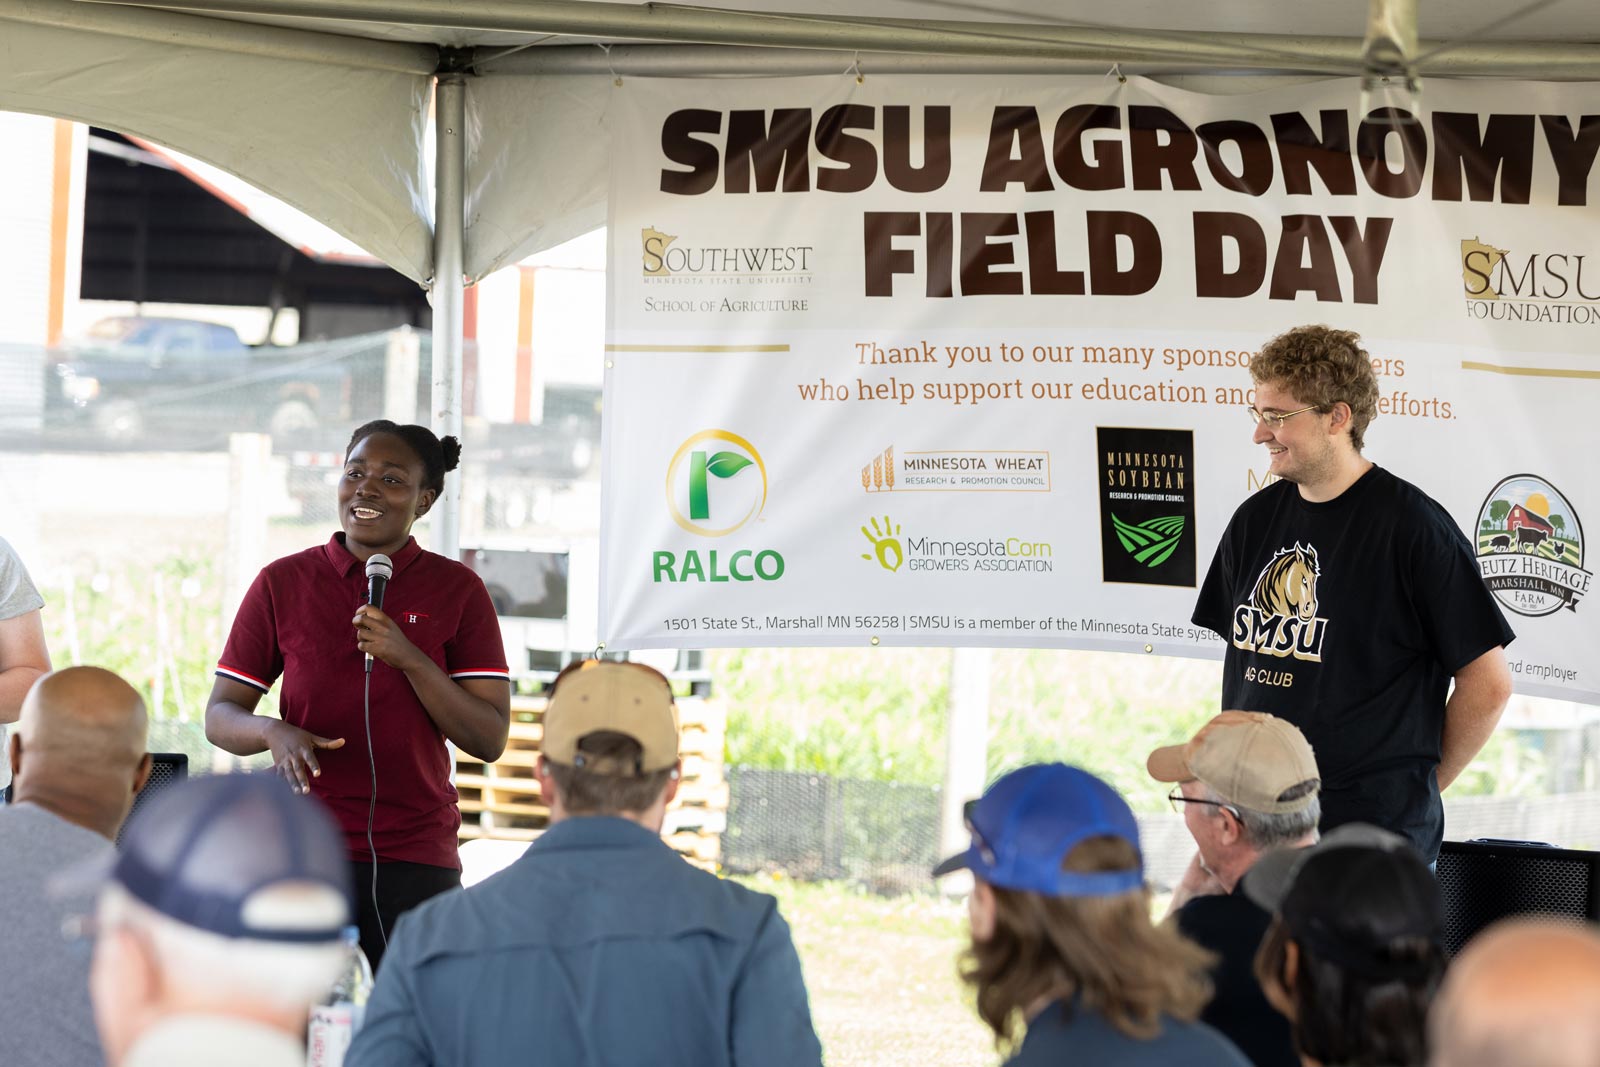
{"left": 1251, "top": 543, "right": 1320, "bottom": 623}
{"left": 1232, "top": 543, "right": 1328, "bottom": 662}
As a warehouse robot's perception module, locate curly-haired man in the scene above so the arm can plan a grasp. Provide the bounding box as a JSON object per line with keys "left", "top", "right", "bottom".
{"left": 1192, "top": 325, "right": 1513, "bottom": 863}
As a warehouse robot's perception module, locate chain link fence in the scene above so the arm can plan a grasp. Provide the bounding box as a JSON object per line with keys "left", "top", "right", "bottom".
{"left": 723, "top": 766, "right": 943, "bottom": 895}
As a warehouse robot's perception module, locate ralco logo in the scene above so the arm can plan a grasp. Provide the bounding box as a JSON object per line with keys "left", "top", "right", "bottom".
{"left": 654, "top": 429, "right": 785, "bottom": 584}
{"left": 1230, "top": 543, "right": 1329, "bottom": 663}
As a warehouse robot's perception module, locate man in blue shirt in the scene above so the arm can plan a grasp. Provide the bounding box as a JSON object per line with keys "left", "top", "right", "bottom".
{"left": 347, "top": 659, "right": 824, "bottom": 1067}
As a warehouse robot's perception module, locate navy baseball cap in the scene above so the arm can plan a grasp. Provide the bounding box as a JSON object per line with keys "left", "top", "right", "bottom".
{"left": 932, "top": 763, "right": 1144, "bottom": 897}
{"left": 108, "top": 773, "right": 352, "bottom": 943}
{"left": 1243, "top": 823, "right": 1443, "bottom": 980}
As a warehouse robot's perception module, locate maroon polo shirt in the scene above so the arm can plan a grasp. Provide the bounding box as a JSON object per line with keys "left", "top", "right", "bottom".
{"left": 218, "top": 533, "right": 509, "bottom": 869}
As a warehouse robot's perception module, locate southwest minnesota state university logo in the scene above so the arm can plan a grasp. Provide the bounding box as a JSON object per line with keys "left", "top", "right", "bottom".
{"left": 1476, "top": 475, "right": 1590, "bottom": 616}
{"left": 642, "top": 226, "right": 676, "bottom": 275}
{"left": 1230, "top": 544, "right": 1329, "bottom": 662}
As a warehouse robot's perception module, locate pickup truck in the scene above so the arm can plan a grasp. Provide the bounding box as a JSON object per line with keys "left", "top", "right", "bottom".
{"left": 44, "top": 317, "right": 395, "bottom": 450}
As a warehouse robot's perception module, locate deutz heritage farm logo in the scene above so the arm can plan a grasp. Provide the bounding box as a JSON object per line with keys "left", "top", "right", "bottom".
{"left": 1461, "top": 236, "right": 1600, "bottom": 324}
{"left": 1230, "top": 544, "right": 1329, "bottom": 663}
{"left": 653, "top": 430, "right": 783, "bottom": 584}
{"left": 1475, "top": 475, "right": 1591, "bottom": 617}
{"left": 1095, "top": 427, "right": 1196, "bottom": 588}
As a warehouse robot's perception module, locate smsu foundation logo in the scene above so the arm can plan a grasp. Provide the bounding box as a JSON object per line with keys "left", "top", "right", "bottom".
{"left": 1475, "top": 475, "right": 1590, "bottom": 617}
{"left": 1229, "top": 543, "right": 1328, "bottom": 662}
{"left": 1461, "top": 236, "right": 1600, "bottom": 324}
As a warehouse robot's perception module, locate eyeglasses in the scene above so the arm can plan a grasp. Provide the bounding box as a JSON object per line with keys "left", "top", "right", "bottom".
{"left": 1168, "top": 789, "right": 1241, "bottom": 821}
{"left": 1246, "top": 404, "right": 1321, "bottom": 429}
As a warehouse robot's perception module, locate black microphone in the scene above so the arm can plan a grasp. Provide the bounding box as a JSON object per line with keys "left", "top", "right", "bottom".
{"left": 363, "top": 553, "right": 393, "bottom": 673}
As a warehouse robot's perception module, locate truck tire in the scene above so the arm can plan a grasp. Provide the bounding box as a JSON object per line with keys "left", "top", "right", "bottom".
{"left": 268, "top": 399, "right": 319, "bottom": 441}
{"left": 94, "top": 400, "right": 145, "bottom": 447}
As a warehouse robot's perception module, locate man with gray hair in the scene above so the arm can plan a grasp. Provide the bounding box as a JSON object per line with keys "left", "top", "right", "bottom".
{"left": 1148, "top": 710, "right": 1321, "bottom": 1067}
{"left": 89, "top": 773, "right": 353, "bottom": 1067}
{"left": 1430, "top": 917, "right": 1600, "bottom": 1067}
{"left": 2, "top": 666, "right": 151, "bottom": 1067}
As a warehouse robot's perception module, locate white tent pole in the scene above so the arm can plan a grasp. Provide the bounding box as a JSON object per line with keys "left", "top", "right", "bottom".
{"left": 432, "top": 72, "right": 467, "bottom": 561}
{"left": 480, "top": 41, "right": 1599, "bottom": 79}
{"left": 77, "top": 0, "right": 1600, "bottom": 77}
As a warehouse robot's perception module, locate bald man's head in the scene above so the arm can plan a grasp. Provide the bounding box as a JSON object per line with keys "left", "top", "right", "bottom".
{"left": 11, "top": 667, "right": 150, "bottom": 839}
{"left": 1431, "top": 918, "right": 1600, "bottom": 1067}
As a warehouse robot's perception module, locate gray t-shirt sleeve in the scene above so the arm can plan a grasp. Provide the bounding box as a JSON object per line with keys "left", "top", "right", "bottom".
{"left": 0, "top": 537, "right": 45, "bottom": 621}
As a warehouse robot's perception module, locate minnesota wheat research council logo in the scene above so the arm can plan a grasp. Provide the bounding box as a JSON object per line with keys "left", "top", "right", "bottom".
{"left": 653, "top": 429, "right": 785, "bottom": 583}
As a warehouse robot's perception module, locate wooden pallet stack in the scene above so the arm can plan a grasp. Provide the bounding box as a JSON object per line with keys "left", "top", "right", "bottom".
{"left": 455, "top": 693, "right": 729, "bottom": 870}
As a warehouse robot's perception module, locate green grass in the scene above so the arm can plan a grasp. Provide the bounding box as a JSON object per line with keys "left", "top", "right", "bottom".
{"left": 737, "top": 874, "right": 995, "bottom": 1067}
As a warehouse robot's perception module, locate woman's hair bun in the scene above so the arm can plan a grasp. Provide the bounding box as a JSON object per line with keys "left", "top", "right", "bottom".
{"left": 440, "top": 435, "right": 462, "bottom": 472}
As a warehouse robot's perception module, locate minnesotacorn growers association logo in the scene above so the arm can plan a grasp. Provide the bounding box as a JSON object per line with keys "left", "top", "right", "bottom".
{"left": 855, "top": 514, "right": 1052, "bottom": 575}
{"left": 860, "top": 515, "right": 904, "bottom": 572}
{"left": 1230, "top": 544, "right": 1328, "bottom": 662}
{"left": 1475, "top": 475, "right": 1590, "bottom": 616}
{"left": 664, "top": 429, "right": 767, "bottom": 537}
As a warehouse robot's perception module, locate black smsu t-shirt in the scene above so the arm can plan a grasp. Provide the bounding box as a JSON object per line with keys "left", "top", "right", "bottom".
{"left": 1193, "top": 466, "right": 1514, "bottom": 860}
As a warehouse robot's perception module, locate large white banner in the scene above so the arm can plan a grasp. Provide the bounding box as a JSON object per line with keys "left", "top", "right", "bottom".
{"left": 601, "top": 74, "right": 1600, "bottom": 703}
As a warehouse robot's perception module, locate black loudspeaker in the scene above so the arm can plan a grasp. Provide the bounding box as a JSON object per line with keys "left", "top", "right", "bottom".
{"left": 1436, "top": 839, "right": 1600, "bottom": 956}
{"left": 115, "top": 753, "right": 189, "bottom": 848}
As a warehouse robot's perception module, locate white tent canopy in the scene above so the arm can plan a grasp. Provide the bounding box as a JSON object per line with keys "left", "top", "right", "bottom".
{"left": 4, "top": 0, "right": 1599, "bottom": 551}
{"left": 7, "top": 0, "right": 1600, "bottom": 285}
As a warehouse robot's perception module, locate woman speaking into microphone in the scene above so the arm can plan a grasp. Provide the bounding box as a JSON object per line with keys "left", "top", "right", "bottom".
{"left": 205, "top": 420, "right": 510, "bottom": 967}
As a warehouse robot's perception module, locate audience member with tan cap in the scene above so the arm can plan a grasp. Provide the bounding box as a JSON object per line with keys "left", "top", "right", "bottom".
{"left": 1, "top": 666, "right": 152, "bottom": 1067}
{"left": 1430, "top": 917, "right": 1600, "bottom": 1067}
{"left": 348, "top": 659, "right": 823, "bottom": 1067}
{"left": 1148, "top": 711, "right": 1321, "bottom": 1067}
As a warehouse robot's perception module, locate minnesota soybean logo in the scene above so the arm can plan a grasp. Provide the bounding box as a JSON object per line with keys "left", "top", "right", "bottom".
{"left": 654, "top": 430, "right": 784, "bottom": 583}
{"left": 1096, "top": 427, "right": 1197, "bottom": 588}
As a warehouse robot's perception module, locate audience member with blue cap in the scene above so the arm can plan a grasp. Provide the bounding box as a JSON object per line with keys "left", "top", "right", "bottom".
{"left": 934, "top": 762, "right": 1250, "bottom": 1067}
{"left": 88, "top": 773, "right": 354, "bottom": 1067}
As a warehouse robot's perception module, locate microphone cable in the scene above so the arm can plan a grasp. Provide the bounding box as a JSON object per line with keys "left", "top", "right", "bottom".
{"left": 364, "top": 627, "right": 388, "bottom": 954}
